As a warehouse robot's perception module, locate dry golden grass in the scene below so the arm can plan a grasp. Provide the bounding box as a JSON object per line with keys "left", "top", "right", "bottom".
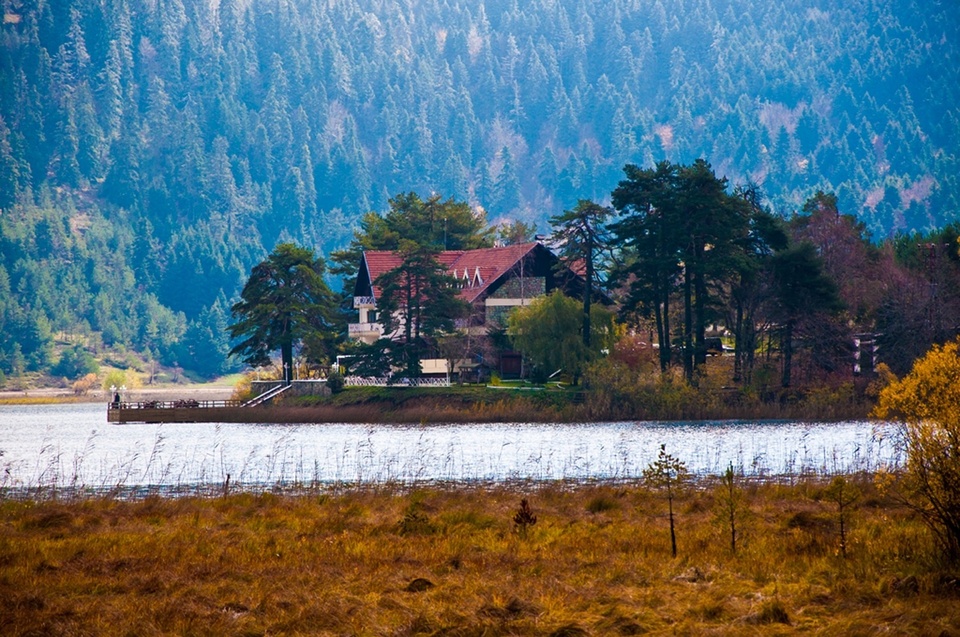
{"left": 1, "top": 480, "right": 958, "bottom": 636}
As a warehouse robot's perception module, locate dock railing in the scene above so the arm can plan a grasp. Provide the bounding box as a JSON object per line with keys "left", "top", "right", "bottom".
{"left": 110, "top": 399, "right": 245, "bottom": 410}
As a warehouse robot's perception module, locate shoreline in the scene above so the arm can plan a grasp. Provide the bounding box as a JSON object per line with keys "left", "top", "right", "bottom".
{"left": 0, "top": 384, "right": 236, "bottom": 405}
{"left": 4, "top": 383, "right": 875, "bottom": 423}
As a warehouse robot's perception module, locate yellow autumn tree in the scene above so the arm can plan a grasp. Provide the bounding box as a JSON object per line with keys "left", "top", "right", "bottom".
{"left": 873, "top": 337, "right": 960, "bottom": 561}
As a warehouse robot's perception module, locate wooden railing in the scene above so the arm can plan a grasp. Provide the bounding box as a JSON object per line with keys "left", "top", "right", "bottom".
{"left": 109, "top": 399, "right": 244, "bottom": 410}
{"left": 348, "top": 322, "right": 383, "bottom": 335}
{"left": 242, "top": 383, "right": 291, "bottom": 407}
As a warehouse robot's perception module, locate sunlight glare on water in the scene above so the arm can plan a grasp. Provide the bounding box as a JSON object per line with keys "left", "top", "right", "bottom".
{"left": 0, "top": 403, "right": 901, "bottom": 491}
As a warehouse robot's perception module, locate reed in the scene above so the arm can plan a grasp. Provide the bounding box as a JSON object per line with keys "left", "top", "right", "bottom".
{"left": 1, "top": 478, "right": 957, "bottom": 635}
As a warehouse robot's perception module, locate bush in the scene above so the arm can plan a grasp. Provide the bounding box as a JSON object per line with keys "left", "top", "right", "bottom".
{"left": 101, "top": 369, "right": 141, "bottom": 392}
{"left": 873, "top": 337, "right": 960, "bottom": 562}
{"left": 71, "top": 373, "right": 98, "bottom": 395}
{"left": 586, "top": 495, "right": 619, "bottom": 514}
{"left": 326, "top": 370, "right": 345, "bottom": 394}
{"left": 52, "top": 345, "right": 99, "bottom": 380}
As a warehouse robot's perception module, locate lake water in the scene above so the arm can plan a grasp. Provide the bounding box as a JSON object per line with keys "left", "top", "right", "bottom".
{"left": 0, "top": 403, "right": 902, "bottom": 492}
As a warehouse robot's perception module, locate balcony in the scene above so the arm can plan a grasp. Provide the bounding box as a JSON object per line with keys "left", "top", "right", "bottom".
{"left": 348, "top": 322, "right": 383, "bottom": 336}
{"left": 353, "top": 295, "right": 376, "bottom": 308}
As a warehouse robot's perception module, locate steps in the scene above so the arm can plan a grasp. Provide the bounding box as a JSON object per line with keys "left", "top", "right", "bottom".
{"left": 243, "top": 384, "right": 292, "bottom": 407}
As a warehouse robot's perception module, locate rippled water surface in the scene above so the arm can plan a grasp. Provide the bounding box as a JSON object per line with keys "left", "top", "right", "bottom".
{"left": 0, "top": 403, "right": 902, "bottom": 490}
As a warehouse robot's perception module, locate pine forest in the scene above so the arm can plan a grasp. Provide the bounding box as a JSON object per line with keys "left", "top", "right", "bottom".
{"left": 0, "top": 0, "right": 958, "bottom": 381}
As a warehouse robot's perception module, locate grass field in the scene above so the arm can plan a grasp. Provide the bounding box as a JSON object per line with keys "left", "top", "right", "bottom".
{"left": 2, "top": 478, "right": 958, "bottom": 635}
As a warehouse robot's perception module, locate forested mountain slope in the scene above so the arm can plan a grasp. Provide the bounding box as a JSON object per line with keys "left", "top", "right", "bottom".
{"left": 0, "top": 0, "right": 957, "bottom": 377}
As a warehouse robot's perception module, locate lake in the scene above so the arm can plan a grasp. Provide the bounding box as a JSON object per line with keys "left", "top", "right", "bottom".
{"left": 0, "top": 403, "right": 902, "bottom": 493}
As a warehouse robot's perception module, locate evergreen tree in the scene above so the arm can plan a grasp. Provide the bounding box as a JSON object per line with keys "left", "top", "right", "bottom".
{"left": 549, "top": 199, "right": 612, "bottom": 350}
{"left": 372, "top": 240, "right": 468, "bottom": 380}
{"left": 0, "top": 116, "right": 20, "bottom": 210}
{"left": 229, "top": 243, "right": 337, "bottom": 384}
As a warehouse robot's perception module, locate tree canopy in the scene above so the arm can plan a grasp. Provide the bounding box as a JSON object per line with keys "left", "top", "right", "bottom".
{"left": 549, "top": 200, "right": 613, "bottom": 349}
{"left": 371, "top": 240, "right": 468, "bottom": 380}
{"left": 228, "top": 243, "right": 337, "bottom": 384}
{"left": 508, "top": 290, "right": 614, "bottom": 384}
{"left": 330, "top": 192, "right": 494, "bottom": 285}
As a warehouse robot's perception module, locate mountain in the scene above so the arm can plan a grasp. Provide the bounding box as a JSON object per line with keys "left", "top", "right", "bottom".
{"left": 0, "top": 0, "right": 957, "bottom": 378}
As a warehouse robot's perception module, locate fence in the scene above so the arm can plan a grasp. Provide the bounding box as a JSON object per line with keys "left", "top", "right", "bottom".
{"left": 344, "top": 376, "right": 451, "bottom": 388}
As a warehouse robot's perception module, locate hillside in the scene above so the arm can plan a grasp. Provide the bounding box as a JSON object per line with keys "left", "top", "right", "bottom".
{"left": 0, "top": 0, "right": 957, "bottom": 377}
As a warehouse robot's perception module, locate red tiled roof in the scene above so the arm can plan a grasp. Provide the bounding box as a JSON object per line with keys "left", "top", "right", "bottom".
{"left": 362, "top": 242, "right": 541, "bottom": 303}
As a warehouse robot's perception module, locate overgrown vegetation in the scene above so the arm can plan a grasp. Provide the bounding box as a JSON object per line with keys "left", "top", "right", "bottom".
{"left": 873, "top": 337, "right": 960, "bottom": 562}
{"left": 1, "top": 480, "right": 957, "bottom": 635}
{"left": 275, "top": 356, "right": 876, "bottom": 423}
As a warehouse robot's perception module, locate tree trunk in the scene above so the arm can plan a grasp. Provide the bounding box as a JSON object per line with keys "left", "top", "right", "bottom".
{"left": 683, "top": 269, "right": 694, "bottom": 383}
{"left": 583, "top": 245, "right": 592, "bottom": 349}
{"left": 654, "top": 297, "right": 667, "bottom": 373}
{"left": 734, "top": 299, "right": 744, "bottom": 383}
{"left": 694, "top": 259, "right": 707, "bottom": 368}
{"left": 281, "top": 340, "right": 293, "bottom": 385}
{"left": 668, "top": 491, "right": 677, "bottom": 558}
{"left": 405, "top": 276, "right": 415, "bottom": 378}
{"left": 781, "top": 320, "right": 794, "bottom": 388}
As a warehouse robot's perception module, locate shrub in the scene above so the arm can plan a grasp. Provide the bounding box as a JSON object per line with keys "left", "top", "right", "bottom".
{"left": 231, "top": 374, "right": 253, "bottom": 401}
{"left": 513, "top": 498, "right": 537, "bottom": 539}
{"left": 397, "top": 504, "right": 435, "bottom": 536}
{"left": 52, "top": 345, "right": 99, "bottom": 380}
{"left": 71, "top": 373, "right": 98, "bottom": 395}
{"left": 873, "top": 337, "right": 960, "bottom": 562}
{"left": 326, "top": 370, "right": 345, "bottom": 394}
{"left": 101, "top": 369, "right": 141, "bottom": 392}
{"left": 586, "top": 495, "right": 619, "bottom": 514}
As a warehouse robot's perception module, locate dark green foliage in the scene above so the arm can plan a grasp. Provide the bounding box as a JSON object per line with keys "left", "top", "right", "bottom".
{"left": 770, "top": 242, "right": 846, "bottom": 387}
{"left": 177, "top": 298, "right": 237, "bottom": 379}
{"left": 326, "top": 370, "right": 345, "bottom": 394}
{"left": 513, "top": 498, "right": 537, "bottom": 539}
{"left": 229, "top": 244, "right": 338, "bottom": 385}
{"left": 374, "top": 241, "right": 469, "bottom": 381}
{"left": 51, "top": 344, "right": 98, "bottom": 380}
{"left": 330, "top": 192, "right": 494, "bottom": 285}
{"left": 549, "top": 200, "right": 613, "bottom": 351}
{"left": 611, "top": 160, "right": 752, "bottom": 381}
{"left": 0, "top": 0, "right": 958, "bottom": 379}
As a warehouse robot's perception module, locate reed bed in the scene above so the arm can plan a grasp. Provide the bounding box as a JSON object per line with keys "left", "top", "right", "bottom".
{"left": 1, "top": 479, "right": 957, "bottom": 635}
{"left": 1, "top": 417, "right": 901, "bottom": 499}
{"left": 284, "top": 392, "right": 873, "bottom": 424}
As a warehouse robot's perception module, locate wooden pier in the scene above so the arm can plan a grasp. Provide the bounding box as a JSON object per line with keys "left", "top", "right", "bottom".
{"left": 107, "top": 399, "right": 251, "bottom": 424}
{"left": 107, "top": 383, "right": 301, "bottom": 424}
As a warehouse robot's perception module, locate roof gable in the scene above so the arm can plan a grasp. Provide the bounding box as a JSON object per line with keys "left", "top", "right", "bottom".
{"left": 357, "top": 242, "right": 545, "bottom": 303}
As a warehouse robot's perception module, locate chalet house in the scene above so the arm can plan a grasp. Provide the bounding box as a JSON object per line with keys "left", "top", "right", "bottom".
{"left": 348, "top": 242, "right": 587, "bottom": 376}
